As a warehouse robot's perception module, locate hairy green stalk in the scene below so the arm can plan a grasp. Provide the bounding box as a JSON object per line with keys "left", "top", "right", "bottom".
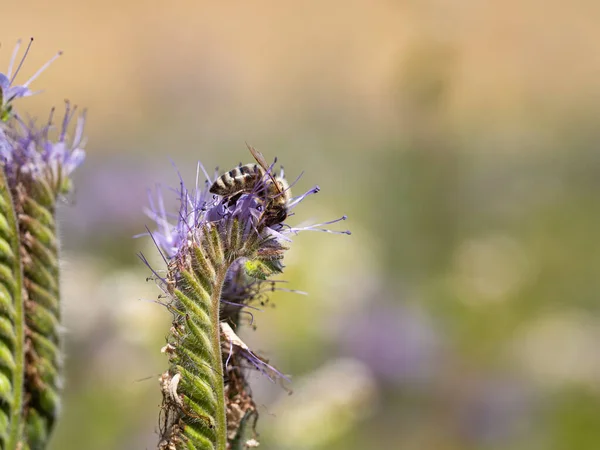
{"left": 16, "top": 175, "right": 62, "bottom": 450}
{"left": 148, "top": 147, "right": 348, "bottom": 449}
{"left": 209, "top": 268, "right": 227, "bottom": 450}
{"left": 159, "top": 225, "right": 231, "bottom": 450}
{"left": 0, "top": 170, "right": 25, "bottom": 450}
{"left": 158, "top": 218, "right": 280, "bottom": 450}
{"left": 0, "top": 172, "right": 60, "bottom": 450}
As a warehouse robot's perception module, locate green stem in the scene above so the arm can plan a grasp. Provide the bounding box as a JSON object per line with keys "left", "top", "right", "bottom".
{"left": 0, "top": 171, "right": 25, "bottom": 450}
{"left": 19, "top": 184, "right": 61, "bottom": 448}
{"left": 210, "top": 268, "right": 228, "bottom": 450}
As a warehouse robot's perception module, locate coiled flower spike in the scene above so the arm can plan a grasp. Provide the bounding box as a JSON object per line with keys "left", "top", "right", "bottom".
{"left": 0, "top": 39, "right": 85, "bottom": 449}
{"left": 143, "top": 149, "right": 349, "bottom": 449}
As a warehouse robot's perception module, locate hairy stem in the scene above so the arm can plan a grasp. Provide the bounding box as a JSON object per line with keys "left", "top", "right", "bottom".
{"left": 0, "top": 170, "right": 25, "bottom": 450}
{"left": 16, "top": 178, "right": 61, "bottom": 449}
{"left": 210, "top": 268, "right": 227, "bottom": 450}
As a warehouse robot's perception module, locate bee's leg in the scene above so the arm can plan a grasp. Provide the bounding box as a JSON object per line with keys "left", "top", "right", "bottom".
{"left": 227, "top": 192, "right": 243, "bottom": 207}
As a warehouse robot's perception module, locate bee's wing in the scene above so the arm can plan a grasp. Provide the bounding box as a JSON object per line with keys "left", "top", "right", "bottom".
{"left": 247, "top": 145, "right": 270, "bottom": 171}
{"left": 246, "top": 144, "right": 282, "bottom": 194}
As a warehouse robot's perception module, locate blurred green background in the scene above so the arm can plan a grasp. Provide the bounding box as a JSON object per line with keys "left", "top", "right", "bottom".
{"left": 4, "top": 1, "right": 600, "bottom": 449}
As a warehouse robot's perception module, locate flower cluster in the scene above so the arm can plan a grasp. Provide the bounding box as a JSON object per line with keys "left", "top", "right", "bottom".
{"left": 143, "top": 152, "right": 349, "bottom": 449}
{"left": 144, "top": 159, "right": 349, "bottom": 260}
{"left": 0, "top": 38, "right": 85, "bottom": 193}
{"left": 144, "top": 157, "right": 349, "bottom": 327}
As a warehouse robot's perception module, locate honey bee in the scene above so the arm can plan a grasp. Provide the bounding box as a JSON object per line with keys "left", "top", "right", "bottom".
{"left": 209, "top": 146, "right": 291, "bottom": 226}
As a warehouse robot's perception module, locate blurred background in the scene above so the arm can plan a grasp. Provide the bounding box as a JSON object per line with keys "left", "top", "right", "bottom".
{"left": 4, "top": 1, "right": 600, "bottom": 449}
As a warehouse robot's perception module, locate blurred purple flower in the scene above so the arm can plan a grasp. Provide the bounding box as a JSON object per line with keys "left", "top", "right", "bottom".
{"left": 340, "top": 302, "right": 439, "bottom": 384}
{"left": 457, "top": 377, "right": 533, "bottom": 445}
{"left": 57, "top": 160, "right": 168, "bottom": 243}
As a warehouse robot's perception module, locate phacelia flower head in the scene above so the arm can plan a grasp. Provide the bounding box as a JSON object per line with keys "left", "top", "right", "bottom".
{"left": 143, "top": 148, "right": 350, "bottom": 305}
{"left": 0, "top": 39, "right": 83, "bottom": 195}
{"left": 145, "top": 146, "right": 349, "bottom": 449}
{"left": 1, "top": 102, "right": 86, "bottom": 194}
{"left": 145, "top": 147, "right": 350, "bottom": 263}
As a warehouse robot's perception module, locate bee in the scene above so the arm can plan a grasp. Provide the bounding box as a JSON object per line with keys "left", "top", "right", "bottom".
{"left": 209, "top": 146, "right": 291, "bottom": 226}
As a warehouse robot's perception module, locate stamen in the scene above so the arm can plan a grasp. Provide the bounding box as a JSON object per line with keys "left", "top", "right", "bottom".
{"left": 72, "top": 110, "right": 86, "bottom": 148}
{"left": 155, "top": 186, "right": 172, "bottom": 240}
{"left": 286, "top": 170, "right": 304, "bottom": 191}
{"left": 240, "top": 310, "right": 255, "bottom": 326}
{"left": 287, "top": 185, "right": 320, "bottom": 209}
{"left": 288, "top": 215, "right": 351, "bottom": 235}
{"left": 39, "top": 107, "right": 55, "bottom": 141}
{"left": 198, "top": 161, "right": 212, "bottom": 184}
{"left": 23, "top": 49, "right": 63, "bottom": 88}
{"left": 7, "top": 39, "right": 22, "bottom": 79}
{"left": 9, "top": 38, "right": 34, "bottom": 83}
{"left": 194, "top": 162, "right": 201, "bottom": 200}
{"left": 138, "top": 252, "right": 167, "bottom": 285}
{"left": 316, "top": 215, "right": 348, "bottom": 227}
{"left": 277, "top": 288, "right": 308, "bottom": 295}
{"left": 46, "top": 106, "right": 55, "bottom": 128}
{"left": 220, "top": 300, "right": 263, "bottom": 312}
{"left": 59, "top": 100, "right": 74, "bottom": 141}
{"left": 145, "top": 226, "right": 169, "bottom": 266}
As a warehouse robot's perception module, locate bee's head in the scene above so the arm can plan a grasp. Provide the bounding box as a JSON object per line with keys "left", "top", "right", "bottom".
{"left": 263, "top": 204, "right": 288, "bottom": 227}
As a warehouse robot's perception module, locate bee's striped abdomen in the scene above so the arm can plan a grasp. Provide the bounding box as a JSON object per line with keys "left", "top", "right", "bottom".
{"left": 209, "top": 163, "right": 263, "bottom": 195}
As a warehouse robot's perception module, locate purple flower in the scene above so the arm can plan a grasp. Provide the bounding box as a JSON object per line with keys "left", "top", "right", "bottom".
{"left": 0, "top": 38, "right": 62, "bottom": 120}
{"left": 340, "top": 303, "right": 439, "bottom": 384}
{"left": 1, "top": 102, "right": 86, "bottom": 192}
{"left": 40, "top": 103, "right": 87, "bottom": 177}
{"left": 0, "top": 39, "right": 83, "bottom": 194}
{"left": 144, "top": 159, "right": 350, "bottom": 261}
{"left": 457, "top": 378, "right": 533, "bottom": 445}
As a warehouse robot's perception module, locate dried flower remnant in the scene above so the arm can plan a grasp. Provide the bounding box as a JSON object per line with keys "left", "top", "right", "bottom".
{"left": 0, "top": 39, "right": 85, "bottom": 449}
{"left": 143, "top": 148, "right": 349, "bottom": 449}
